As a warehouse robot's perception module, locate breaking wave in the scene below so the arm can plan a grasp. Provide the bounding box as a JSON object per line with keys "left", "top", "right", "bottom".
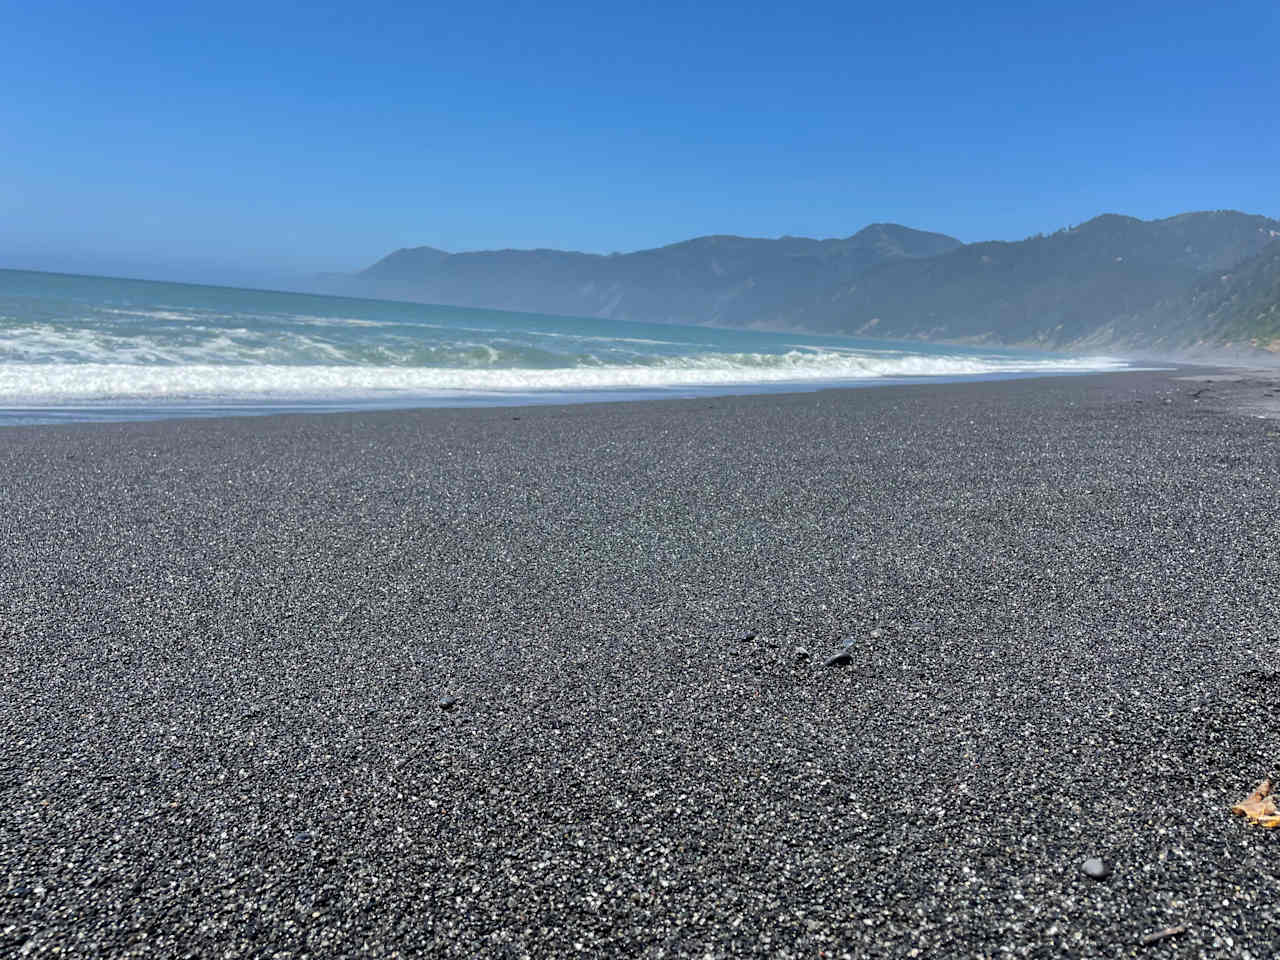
{"left": 0, "top": 269, "right": 1137, "bottom": 417}
{"left": 0, "top": 350, "right": 1129, "bottom": 405}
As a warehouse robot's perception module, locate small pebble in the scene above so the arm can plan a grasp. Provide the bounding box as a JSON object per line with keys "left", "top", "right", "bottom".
{"left": 438, "top": 696, "right": 459, "bottom": 711}
{"left": 1080, "top": 857, "right": 1113, "bottom": 880}
{"left": 794, "top": 646, "right": 811, "bottom": 660}
{"left": 824, "top": 651, "right": 853, "bottom": 668}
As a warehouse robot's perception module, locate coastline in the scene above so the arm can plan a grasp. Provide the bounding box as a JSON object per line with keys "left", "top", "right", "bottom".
{"left": 0, "top": 367, "right": 1143, "bottom": 430}
{"left": 3, "top": 368, "right": 1279, "bottom": 956}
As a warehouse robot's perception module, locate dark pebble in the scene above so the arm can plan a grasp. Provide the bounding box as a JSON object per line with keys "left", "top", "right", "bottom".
{"left": 438, "top": 696, "right": 459, "bottom": 711}
{"left": 794, "top": 646, "right": 811, "bottom": 660}
{"left": 824, "top": 651, "right": 853, "bottom": 668}
{"left": 1080, "top": 857, "right": 1113, "bottom": 880}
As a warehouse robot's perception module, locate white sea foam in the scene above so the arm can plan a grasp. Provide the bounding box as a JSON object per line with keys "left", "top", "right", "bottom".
{"left": 0, "top": 325, "right": 362, "bottom": 366}
{"left": 96, "top": 307, "right": 206, "bottom": 323}
{"left": 98, "top": 306, "right": 399, "bottom": 330}
{"left": 290, "top": 314, "right": 398, "bottom": 328}
{"left": 0, "top": 351, "right": 1131, "bottom": 405}
{"left": 0, "top": 326, "right": 196, "bottom": 365}
{"left": 526, "top": 329, "right": 692, "bottom": 347}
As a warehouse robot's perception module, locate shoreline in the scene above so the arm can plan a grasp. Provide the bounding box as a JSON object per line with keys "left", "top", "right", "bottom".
{"left": 0, "top": 366, "right": 1151, "bottom": 430}
{"left": 4, "top": 362, "right": 1280, "bottom": 433}
{"left": 3, "top": 368, "right": 1279, "bottom": 956}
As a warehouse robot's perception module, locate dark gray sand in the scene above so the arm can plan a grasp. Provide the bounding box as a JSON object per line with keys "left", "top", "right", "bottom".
{"left": 2, "top": 369, "right": 1279, "bottom": 958}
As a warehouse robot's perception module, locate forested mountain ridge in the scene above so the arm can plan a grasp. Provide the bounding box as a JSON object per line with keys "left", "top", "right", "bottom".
{"left": 1193, "top": 239, "right": 1280, "bottom": 349}
{"left": 324, "top": 211, "right": 1280, "bottom": 352}
{"left": 343, "top": 223, "right": 961, "bottom": 329}
{"left": 797, "top": 212, "right": 1280, "bottom": 347}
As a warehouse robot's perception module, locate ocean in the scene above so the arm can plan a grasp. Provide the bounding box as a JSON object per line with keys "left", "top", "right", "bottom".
{"left": 0, "top": 269, "right": 1136, "bottom": 426}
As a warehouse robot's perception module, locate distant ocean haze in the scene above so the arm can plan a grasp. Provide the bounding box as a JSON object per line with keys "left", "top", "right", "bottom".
{"left": 0, "top": 269, "right": 1135, "bottom": 426}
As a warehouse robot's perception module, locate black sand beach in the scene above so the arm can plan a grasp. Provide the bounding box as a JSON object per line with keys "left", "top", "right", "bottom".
{"left": 3, "top": 368, "right": 1279, "bottom": 958}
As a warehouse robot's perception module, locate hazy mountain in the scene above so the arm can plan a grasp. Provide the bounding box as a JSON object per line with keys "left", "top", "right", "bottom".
{"left": 327, "top": 211, "right": 1280, "bottom": 352}
{"left": 333, "top": 224, "right": 963, "bottom": 327}
{"left": 797, "top": 212, "right": 1280, "bottom": 348}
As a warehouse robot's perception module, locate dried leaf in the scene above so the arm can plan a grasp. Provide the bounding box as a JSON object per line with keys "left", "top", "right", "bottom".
{"left": 1231, "top": 778, "right": 1280, "bottom": 827}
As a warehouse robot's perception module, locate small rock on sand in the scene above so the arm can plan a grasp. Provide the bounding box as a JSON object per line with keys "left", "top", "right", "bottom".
{"left": 1080, "top": 857, "right": 1112, "bottom": 880}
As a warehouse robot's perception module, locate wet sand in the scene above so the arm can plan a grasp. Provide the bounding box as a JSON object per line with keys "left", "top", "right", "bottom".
{"left": 2, "top": 368, "right": 1279, "bottom": 957}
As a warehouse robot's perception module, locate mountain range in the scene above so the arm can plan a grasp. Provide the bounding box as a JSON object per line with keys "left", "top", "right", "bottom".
{"left": 319, "top": 212, "right": 1280, "bottom": 353}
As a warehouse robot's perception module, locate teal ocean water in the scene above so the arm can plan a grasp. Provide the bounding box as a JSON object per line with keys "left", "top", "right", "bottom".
{"left": 0, "top": 269, "right": 1135, "bottom": 425}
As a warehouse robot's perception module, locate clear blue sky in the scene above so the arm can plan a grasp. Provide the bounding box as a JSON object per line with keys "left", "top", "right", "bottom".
{"left": 2, "top": 0, "right": 1276, "bottom": 282}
